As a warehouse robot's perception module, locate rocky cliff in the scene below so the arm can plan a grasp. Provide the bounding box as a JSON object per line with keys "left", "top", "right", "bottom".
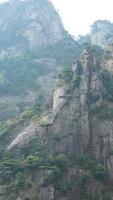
{"left": 79, "top": 20, "right": 113, "bottom": 48}
{"left": 0, "top": 0, "right": 65, "bottom": 51}
{"left": 1, "top": 44, "right": 113, "bottom": 200}
{"left": 0, "top": 0, "right": 81, "bottom": 121}
{"left": 1, "top": 1, "right": 113, "bottom": 200}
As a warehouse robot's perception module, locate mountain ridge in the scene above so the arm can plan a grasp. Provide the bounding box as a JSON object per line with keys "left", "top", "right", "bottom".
{"left": 1, "top": 1, "right": 113, "bottom": 200}
{"left": 1, "top": 44, "right": 113, "bottom": 200}
{"left": 79, "top": 19, "right": 113, "bottom": 48}
{"left": 0, "top": 0, "right": 81, "bottom": 121}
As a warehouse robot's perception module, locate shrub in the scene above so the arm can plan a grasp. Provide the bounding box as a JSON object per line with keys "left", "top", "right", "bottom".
{"left": 101, "top": 71, "right": 113, "bottom": 99}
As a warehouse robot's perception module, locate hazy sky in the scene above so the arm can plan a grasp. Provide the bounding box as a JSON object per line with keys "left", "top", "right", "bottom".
{"left": 51, "top": 0, "right": 113, "bottom": 36}
{"left": 0, "top": 0, "right": 113, "bottom": 36}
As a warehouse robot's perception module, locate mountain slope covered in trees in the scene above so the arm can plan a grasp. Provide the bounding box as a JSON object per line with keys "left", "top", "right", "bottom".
{"left": 1, "top": 1, "right": 113, "bottom": 200}
{"left": 0, "top": 0, "right": 82, "bottom": 121}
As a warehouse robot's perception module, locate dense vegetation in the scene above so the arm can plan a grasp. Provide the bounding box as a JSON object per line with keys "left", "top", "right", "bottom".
{"left": 0, "top": 38, "right": 81, "bottom": 96}
{"left": 0, "top": 136, "right": 110, "bottom": 200}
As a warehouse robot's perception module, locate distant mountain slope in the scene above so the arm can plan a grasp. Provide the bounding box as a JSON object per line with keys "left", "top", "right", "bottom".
{"left": 0, "top": 0, "right": 82, "bottom": 120}
{"left": 1, "top": 2, "right": 113, "bottom": 199}
{"left": 0, "top": 0, "right": 65, "bottom": 51}
{"left": 79, "top": 20, "right": 113, "bottom": 48}
{"left": 1, "top": 44, "right": 113, "bottom": 200}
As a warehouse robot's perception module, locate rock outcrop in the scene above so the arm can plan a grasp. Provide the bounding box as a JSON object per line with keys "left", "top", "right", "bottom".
{"left": 0, "top": 0, "right": 81, "bottom": 120}
{"left": 1, "top": 45, "right": 113, "bottom": 199}
{"left": 1, "top": 2, "right": 113, "bottom": 200}
{"left": 0, "top": 0, "right": 65, "bottom": 51}
{"left": 79, "top": 20, "right": 113, "bottom": 48}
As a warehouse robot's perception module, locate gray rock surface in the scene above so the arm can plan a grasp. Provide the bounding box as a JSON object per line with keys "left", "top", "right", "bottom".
{"left": 0, "top": 0, "right": 80, "bottom": 121}
{"left": 0, "top": 0, "right": 65, "bottom": 51}
{"left": 79, "top": 20, "right": 113, "bottom": 48}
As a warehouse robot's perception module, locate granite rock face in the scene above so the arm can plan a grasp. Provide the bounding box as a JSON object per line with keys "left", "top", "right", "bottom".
{"left": 1, "top": 1, "right": 113, "bottom": 200}
{"left": 0, "top": 0, "right": 81, "bottom": 120}
{"left": 0, "top": 0, "right": 65, "bottom": 51}
{"left": 2, "top": 46, "right": 113, "bottom": 200}
{"left": 79, "top": 20, "right": 113, "bottom": 48}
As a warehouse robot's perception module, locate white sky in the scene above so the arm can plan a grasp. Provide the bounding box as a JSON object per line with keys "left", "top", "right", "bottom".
{"left": 0, "top": 0, "right": 113, "bottom": 36}
{"left": 51, "top": 0, "right": 113, "bottom": 36}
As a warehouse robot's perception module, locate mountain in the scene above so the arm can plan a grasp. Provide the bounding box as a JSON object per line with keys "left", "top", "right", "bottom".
{"left": 0, "top": 0, "right": 65, "bottom": 50}
{"left": 0, "top": 0, "right": 82, "bottom": 121}
{"left": 79, "top": 20, "right": 113, "bottom": 48}
{"left": 1, "top": 44, "right": 113, "bottom": 200}
{"left": 1, "top": 1, "right": 113, "bottom": 199}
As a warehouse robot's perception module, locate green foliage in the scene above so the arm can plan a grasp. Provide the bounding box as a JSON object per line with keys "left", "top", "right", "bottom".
{"left": 75, "top": 60, "right": 83, "bottom": 76}
{"left": 94, "top": 163, "right": 106, "bottom": 181}
{"left": 43, "top": 166, "right": 63, "bottom": 186}
{"left": 42, "top": 154, "right": 70, "bottom": 192}
{"left": 26, "top": 155, "right": 40, "bottom": 168}
{"left": 103, "top": 50, "right": 112, "bottom": 60}
{"left": 36, "top": 39, "right": 82, "bottom": 67}
{"left": 58, "top": 64, "right": 82, "bottom": 91}
{"left": 54, "top": 181, "right": 72, "bottom": 194}
{"left": 0, "top": 122, "right": 12, "bottom": 138}
{"left": 58, "top": 68, "right": 73, "bottom": 85}
{"left": 22, "top": 94, "right": 44, "bottom": 119}
{"left": 0, "top": 38, "right": 82, "bottom": 96}
{"left": 86, "top": 45, "right": 104, "bottom": 56}
{"left": 72, "top": 74, "right": 81, "bottom": 88}
{"left": 90, "top": 102, "right": 113, "bottom": 119}
{"left": 20, "top": 138, "right": 45, "bottom": 157}
{"left": 8, "top": 172, "right": 26, "bottom": 192}
{"left": 77, "top": 155, "right": 106, "bottom": 182}
{"left": 0, "top": 135, "right": 108, "bottom": 198}
{"left": 0, "top": 156, "right": 21, "bottom": 184}
{"left": 101, "top": 187, "right": 113, "bottom": 200}
{"left": 103, "top": 192, "right": 112, "bottom": 200}
{"left": 22, "top": 104, "right": 41, "bottom": 119}
{"left": 0, "top": 122, "right": 14, "bottom": 149}
{"left": 101, "top": 70, "right": 113, "bottom": 101}
{"left": 53, "top": 154, "right": 69, "bottom": 170}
